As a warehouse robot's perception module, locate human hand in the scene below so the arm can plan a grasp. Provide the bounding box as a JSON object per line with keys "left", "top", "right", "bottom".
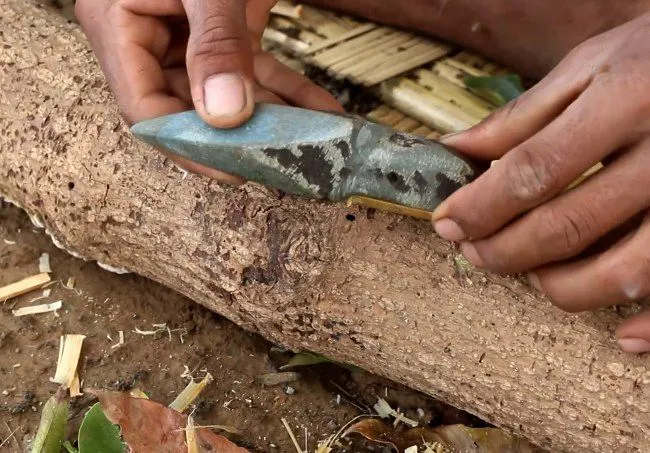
{"left": 75, "top": 0, "right": 342, "bottom": 182}
{"left": 433, "top": 14, "right": 650, "bottom": 353}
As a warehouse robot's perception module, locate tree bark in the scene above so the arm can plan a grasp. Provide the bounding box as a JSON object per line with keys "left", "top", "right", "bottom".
{"left": 0, "top": 1, "right": 649, "bottom": 451}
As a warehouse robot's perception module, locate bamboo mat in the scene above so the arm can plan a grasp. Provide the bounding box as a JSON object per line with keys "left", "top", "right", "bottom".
{"left": 265, "top": 1, "right": 516, "bottom": 135}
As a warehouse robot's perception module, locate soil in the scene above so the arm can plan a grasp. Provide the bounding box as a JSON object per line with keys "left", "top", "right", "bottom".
{"left": 0, "top": 203, "right": 485, "bottom": 452}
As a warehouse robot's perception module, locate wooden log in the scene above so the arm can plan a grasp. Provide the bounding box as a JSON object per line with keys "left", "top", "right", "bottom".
{"left": 0, "top": 1, "right": 648, "bottom": 451}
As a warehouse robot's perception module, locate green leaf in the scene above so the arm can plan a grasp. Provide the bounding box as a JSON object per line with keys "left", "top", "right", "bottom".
{"left": 31, "top": 387, "right": 69, "bottom": 453}
{"left": 280, "top": 351, "right": 360, "bottom": 372}
{"left": 78, "top": 403, "right": 126, "bottom": 453}
{"left": 464, "top": 74, "right": 525, "bottom": 107}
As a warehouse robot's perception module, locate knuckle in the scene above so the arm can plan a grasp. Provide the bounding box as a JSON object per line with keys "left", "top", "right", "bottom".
{"left": 504, "top": 146, "right": 559, "bottom": 204}
{"left": 610, "top": 255, "right": 650, "bottom": 300}
{"left": 191, "top": 13, "right": 246, "bottom": 59}
{"left": 535, "top": 205, "right": 595, "bottom": 256}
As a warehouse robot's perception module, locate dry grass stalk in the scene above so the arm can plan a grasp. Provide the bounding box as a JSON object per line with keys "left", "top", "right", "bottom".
{"left": 51, "top": 334, "right": 86, "bottom": 388}
{"left": 281, "top": 418, "right": 305, "bottom": 453}
{"left": 0, "top": 273, "right": 51, "bottom": 302}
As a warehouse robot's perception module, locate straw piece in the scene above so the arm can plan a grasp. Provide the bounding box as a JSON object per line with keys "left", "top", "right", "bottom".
{"left": 12, "top": 300, "right": 62, "bottom": 317}
{"left": 51, "top": 334, "right": 86, "bottom": 388}
{"left": 0, "top": 273, "right": 51, "bottom": 302}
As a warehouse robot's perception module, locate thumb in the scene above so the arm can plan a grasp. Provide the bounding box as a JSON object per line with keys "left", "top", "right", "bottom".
{"left": 183, "top": 0, "right": 256, "bottom": 128}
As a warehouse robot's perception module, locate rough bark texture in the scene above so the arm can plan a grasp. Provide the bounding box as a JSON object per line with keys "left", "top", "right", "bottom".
{"left": 0, "top": 1, "right": 649, "bottom": 452}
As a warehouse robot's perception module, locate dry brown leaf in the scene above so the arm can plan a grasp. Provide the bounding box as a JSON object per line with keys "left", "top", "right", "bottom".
{"left": 92, "top": 390, "right": 250, "bottom": 453}
{"left": 344, "top": 419, "right": 543, "bottom": 453}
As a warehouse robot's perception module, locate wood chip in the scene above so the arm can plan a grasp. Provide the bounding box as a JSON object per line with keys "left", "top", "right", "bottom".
{"left": 70, "top": 373, "right": 83, "bottom": 397}
{"left": 3, "top": 239, "right": 16, "bottom": 245}
{"left": 12, "top": 300, "right": 62, "bottom": 317}
{"left": 38, "top": 253, "right": 51, "bottom": 273}
{"left": 0, "top": 273, "right": 51, "bottom": 302}
{"left": 65, "top": 277, "right": 75, "bottom": 289}
{"left": 270, "top": 0, "right": 302, "bottom": 19}
{"left": 169, "top": 373, "right": 213, "bottom": 413}
{"left": 50, "top": 334, "right": 86, "bottom": 388}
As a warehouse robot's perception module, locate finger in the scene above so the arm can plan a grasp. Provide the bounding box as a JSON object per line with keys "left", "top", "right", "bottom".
{"left": 76, "top": 0, "right": 187, "bottom": 124}
{"left": 432, "top": 74, "right": 643, "bottom": 243}
{"left": 182, "top": 0, "right": 256, "bottom": 128}
{"left": 441, "top": 41, "right": 603, "bottom": 160}
{"left": 529, "top": 211, "right": 650, "bottom": 313}
{"left": 163, "top": 68, "right": 192, "bottom": 104}
{"left": 254, "top": 53, "right": 343, "bottom": 112}
{"left": 617, "top": 310, "right": 650, "bottom": 354}
{"left": 460, "top": 137, "right": 650, "bottom": 273}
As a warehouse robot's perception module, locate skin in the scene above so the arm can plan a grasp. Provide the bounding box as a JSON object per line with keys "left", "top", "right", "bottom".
{"left": 75, "top": 0, "right": 650, "bottom": 353}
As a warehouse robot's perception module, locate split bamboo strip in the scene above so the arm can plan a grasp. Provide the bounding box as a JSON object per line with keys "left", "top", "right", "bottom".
{"left": 310, "top": 28, "right": 396, "bottom": 67}
{"left": 361, "top": 43, "right": 452, "bottom": 85}
{"left": 328, "top": 33, "right": 416, "bottom": 74}
{"left": 304, "top": 23, "right": 376, "bottom": 55}
{"left": 12, "top": 300, "right": 62, "bottom": 317}
{"left": 0, "top": 272, "right": 51, "bottom": 302}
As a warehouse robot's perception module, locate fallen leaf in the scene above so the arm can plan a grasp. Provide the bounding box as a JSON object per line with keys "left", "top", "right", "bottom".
{"left": 32, "top": 386, "right": 69, "bottom": 453}
{"left": 345, "top": 419, "right": 543, "bottom": 453}
{"left": 78, "top": 403, "right": 125, "bottom": 453}
{"left": 93, "top": 390, "right": 250, "bottom": 453}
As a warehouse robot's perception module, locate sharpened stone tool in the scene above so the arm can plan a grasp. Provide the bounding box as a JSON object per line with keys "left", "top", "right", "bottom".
{"left": 131, "top": 104, "right": 477, "bottom": 220}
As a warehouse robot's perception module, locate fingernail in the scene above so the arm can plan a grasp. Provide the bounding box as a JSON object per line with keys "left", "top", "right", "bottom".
{"left": 434, "top": 218, "right": 466, "bottom": 241}
{"left": 460, "top": 241, "right": 484, "bottom": 267}
{"left": 527, "top": 272, "right": 542, "bottom": 291}
{"left": 617, "top": 338, "right": 650, "bottom": 354}
{"left": 204, "top": 73, "right": 247, "bottom": 117}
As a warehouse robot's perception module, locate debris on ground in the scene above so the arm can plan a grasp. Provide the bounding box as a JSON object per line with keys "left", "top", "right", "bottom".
{"left": 51, "top": 334, "right": 86, "bottom": 388}
{"left": 256, "top": 371, "right": 301, "bottom": 387}
{"left": 12, "top": 300, "right": 62, "bottom": 317}
{"left": 0, "top": 272, "right": 51, "bottom": 302}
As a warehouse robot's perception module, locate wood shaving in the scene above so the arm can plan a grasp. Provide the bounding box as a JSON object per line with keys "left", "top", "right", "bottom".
{"left": 38, "top": 253, "right": 51, "bottom": 273}
{"left": 12, "top": 300, "right": 62, "bottom": 317}
{"left": 169, "top": 372, "right": 214, "bottom": 413}
{"left": 3, "top": 239, "right": 16, "bottom": 245}
{"left": 65, "top": 277, "right": 75, "bottom": 289}
{"left": 110, "top": 330, "right": 125, "bottom": 349}
{"left": 373, "top": 397, "right": 418, "bottom": 427}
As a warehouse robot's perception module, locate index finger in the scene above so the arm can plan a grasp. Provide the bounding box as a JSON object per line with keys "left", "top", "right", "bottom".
{"left": 76, "top": 0, "right": 188, "bottom": 124}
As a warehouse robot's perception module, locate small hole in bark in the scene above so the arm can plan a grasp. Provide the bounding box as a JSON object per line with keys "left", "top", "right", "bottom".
{"left": 345, "top": 214, "right": 356, "bottom": 221}
{"left": 68, "top": 182, "right": 75, "bottom": 190}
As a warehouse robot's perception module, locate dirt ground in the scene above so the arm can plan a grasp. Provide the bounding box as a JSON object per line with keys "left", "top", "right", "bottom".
{"left": 0, "top": 202, "right": 485, "bottom": 452}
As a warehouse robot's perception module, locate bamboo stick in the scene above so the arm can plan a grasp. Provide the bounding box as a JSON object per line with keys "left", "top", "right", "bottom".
{"left": 380, "top": 78, "right": 482, "bottom": 133}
